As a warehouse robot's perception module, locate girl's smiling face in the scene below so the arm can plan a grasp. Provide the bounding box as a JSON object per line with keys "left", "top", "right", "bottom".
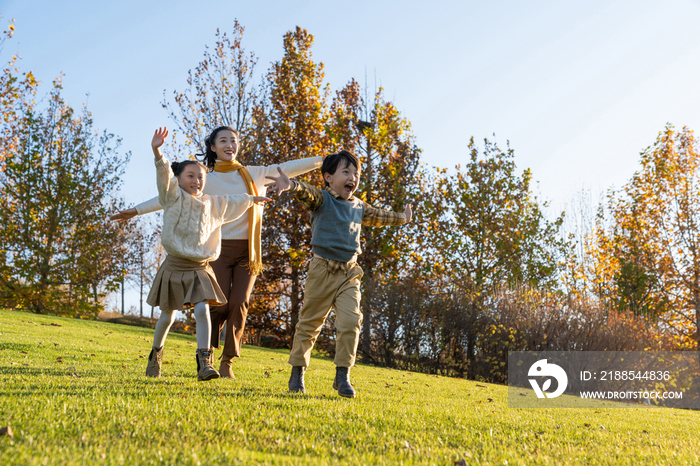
{"left": 176, "top": 164, "right": 207, "bottom": 196}
{"left": 211, "top": 129, "right": 239, "bottom": 162}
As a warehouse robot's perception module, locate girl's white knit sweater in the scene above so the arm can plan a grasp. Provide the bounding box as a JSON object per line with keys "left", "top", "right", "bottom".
{"left": 136, "top": 156, "right": 323, "bottom": 240}
{"left": 156, "top": 157, "right": 253, "bottom": 262}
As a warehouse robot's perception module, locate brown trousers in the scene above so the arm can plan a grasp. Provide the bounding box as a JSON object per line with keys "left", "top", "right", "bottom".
{"left": 209, "top": 240, "right": 257, "bottom": 358}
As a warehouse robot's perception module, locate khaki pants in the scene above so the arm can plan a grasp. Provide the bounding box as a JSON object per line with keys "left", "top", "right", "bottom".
{"left": 288, "top": 257, "right": 364, "bottom": 368}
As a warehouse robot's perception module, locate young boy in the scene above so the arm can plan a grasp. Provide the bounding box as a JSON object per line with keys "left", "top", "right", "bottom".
{"left": 265, "top": 150, "right": 412, "bottom": 398}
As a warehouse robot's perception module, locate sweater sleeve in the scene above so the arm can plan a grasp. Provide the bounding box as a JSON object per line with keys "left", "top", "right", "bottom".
{"left": 156, "top": 157, "right": 180, "bottom": 207}
{"left": 290, "top": 180, "right": 324, "bottom": 212}
{"left": 261, "top": 156, "right": 323, "bottom": 179}
{"left": 134, "top": 196, "right": 163, "bottom": 216}
{"left": 217, "top": 194, "right": 254, "bottom": 224}
{"left": 361, "top": 201, "right": 408, "bottom": 227}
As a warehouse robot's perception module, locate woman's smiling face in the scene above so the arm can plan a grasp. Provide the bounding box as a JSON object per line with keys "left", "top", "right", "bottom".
{"left": 211, "top": 129, "right": 239, "bottom": 161}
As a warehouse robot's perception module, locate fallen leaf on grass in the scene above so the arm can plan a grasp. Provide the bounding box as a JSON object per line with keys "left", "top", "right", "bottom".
{"left": 487, "top": 398, "right": 493, "bottom": 402}
{"left": 600, "top": 425, "right": 606, "bottom": 430}
{"left": 0, "top": 426, "right": 13, "bottom": 438}
{"left": 10, "top": 362, "right": 17, "bottom": 365}
{"left": 584, "top": 423, "right": 591, "bottom": 427}
{"left": 454, "top": 460, "right": 468, "bottom": 466}
{"left": 476, "top": 384, "right": 486, "bottom": 388}
{"left": 264, "top": 371, "right": 271, "bottom": 378}
{"left": 532, "top": 448, "right": 538, "bottom": 455}
{"left": 181, "top": 394, "right": 187, "bottom": 398}
{"left": 19, "top": 351, "right": 27, "bottom": 354}
{"left": 26, "top": 321, "right": 36, "bottom": 324}
{"left": 274, "top": 439, "right": 281, "bottom": 445}
{"left": 100, "top": 453, "right": 106, "bottom": 459}
{"left": 642, "top": 430, "right": 648, "bottom": 434}
{"left": 121, "top": 363, "right": 127, "bottom": 369}
{"left": 404, "top": 440, "right": 414, "bottom": 451}
{"left": 56, "top": 357, "right": 63, "bottom": 363}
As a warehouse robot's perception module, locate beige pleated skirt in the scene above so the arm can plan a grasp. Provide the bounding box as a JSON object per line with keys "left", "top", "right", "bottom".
{"left": 146, "top": 255, "right": 228, "bottom": 312}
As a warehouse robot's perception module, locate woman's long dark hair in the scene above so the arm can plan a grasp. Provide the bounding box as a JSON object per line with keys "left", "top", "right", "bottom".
{"left": 196, "top": 126, "right": 239, "bottom": 170}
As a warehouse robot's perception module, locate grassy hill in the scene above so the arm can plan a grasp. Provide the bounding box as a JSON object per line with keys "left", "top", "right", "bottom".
{"left": 0, "top": 309, "right": 698, "bottom": 465}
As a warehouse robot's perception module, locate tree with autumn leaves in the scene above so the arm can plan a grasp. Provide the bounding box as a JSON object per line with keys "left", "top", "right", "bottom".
{"left": 576, "top": 125, "right": 700, "bottom": 349}
{"left": 156, "top": 23, "right": 572, "bottom": 377}
{"left": 0, "top": 18, "right": 137, "bottom": 317}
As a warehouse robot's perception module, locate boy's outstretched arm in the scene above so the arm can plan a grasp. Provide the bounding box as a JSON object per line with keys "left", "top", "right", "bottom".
{"left": 361, "top": 201, "right": 413, "bottom": 227}
{"left": 265, "top": 167, "right": 324, "bottom": 211}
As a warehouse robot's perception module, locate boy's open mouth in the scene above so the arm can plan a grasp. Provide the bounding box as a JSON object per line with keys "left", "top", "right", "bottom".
{"left": 344, "top": 183, "right": 355, "bottom": 194}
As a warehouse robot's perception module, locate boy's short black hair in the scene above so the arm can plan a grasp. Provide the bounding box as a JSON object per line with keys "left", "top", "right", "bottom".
{"left": 321, "top": 150, "right": 359, "bottom": 186}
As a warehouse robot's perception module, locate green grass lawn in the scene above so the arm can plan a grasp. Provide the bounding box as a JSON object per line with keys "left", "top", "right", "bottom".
{"left": 1, "top": 309, "right": 698, "bottom": 465}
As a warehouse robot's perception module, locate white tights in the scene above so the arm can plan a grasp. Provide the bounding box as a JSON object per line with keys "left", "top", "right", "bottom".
{"left": 151, "top": 302, "right": 212, "bottom": 350}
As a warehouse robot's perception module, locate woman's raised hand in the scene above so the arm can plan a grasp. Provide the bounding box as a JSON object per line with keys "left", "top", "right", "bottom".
{"left": 264, "top": 166, "right": 292, "bottom": 194}
{"left": 110, "top": 208, "right": 137, "bottom": 222}
{"left": 252, "top": 196, "right": 272, "bottom": 205}
{"left": 151, "top": 127, "right": 169, "bottom": 149}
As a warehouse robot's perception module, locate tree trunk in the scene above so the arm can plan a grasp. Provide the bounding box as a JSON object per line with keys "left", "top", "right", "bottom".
{"left": 361, "top": 133, "right": 374, "bottom": 362}
{"left": 466, "top": 301, "right": 477, "bottom": 380}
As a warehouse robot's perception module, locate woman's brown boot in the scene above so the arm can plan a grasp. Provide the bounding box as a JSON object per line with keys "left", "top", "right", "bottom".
{"left": 219, "top": 353, "right": 235, "bottom": 379}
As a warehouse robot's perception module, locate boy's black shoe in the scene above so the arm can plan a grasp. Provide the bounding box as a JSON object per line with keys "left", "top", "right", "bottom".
{"left": 289, "top": 366, "right": 306, "bottom": 393}
{"left": 333, "top": 366, "right": 356, "bottom": 398}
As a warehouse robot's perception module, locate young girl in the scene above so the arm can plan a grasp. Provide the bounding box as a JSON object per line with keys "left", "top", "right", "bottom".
{"left": 144, "top": 127, "right": 269, "bottom": 381}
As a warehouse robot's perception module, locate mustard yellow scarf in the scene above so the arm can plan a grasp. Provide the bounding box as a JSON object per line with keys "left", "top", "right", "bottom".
{"left": 214, "top": 160, "right": 263, "bottom": 275}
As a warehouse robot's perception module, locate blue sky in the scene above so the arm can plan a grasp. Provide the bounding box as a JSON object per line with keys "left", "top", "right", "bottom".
{"left": 4, "top": 0, "right": 700, "bottom": 310}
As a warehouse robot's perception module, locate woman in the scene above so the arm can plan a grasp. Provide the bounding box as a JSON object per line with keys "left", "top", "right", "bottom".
{"left": 112, "top": 126, "right": 322, "bottom": 378}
